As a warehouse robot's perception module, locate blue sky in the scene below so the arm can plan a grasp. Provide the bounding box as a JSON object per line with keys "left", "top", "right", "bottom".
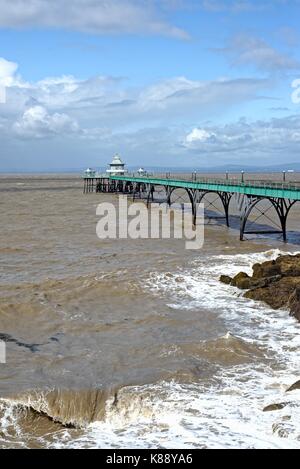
{"left": 0, "top": 0, "right": 300, "bottom": 171}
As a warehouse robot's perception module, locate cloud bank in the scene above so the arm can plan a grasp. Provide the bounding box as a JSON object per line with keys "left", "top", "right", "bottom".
{"left": 216, "top": 34, "right": 300, "bottom": 72}
{"left": 0, "top": 57, "right": 270, "bottom": 139}
{"left": 1, "top": 55, "right": 299, "bottom": 169}
{"left": 0, "top": 0, "right": 188, "bottom": 39}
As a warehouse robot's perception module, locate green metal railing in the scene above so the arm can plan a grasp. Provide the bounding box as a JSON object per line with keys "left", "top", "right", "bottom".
{"left": 108, "top": 174, "right": 300, "bottom": 201}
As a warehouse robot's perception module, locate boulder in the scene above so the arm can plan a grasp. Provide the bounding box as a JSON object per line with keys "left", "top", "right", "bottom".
{"left": 245, "top": 277, "right": 300, "bottom": 310}
{"left": 252, "top": 260, "right": 281, "bottom": 279}
{"left": 219, "top": 275, "right": 233, "bottom": 285}
{"left": 252, "top": 263, "right": 264, "bottom": 279}
{"left": 288, "top": 287, "right": 300, "bottom": 322}
{"left": 231, "top": 272, "right": 251, "bottom": 289}
{"left": 286, "top": 380, "right": 300, "bottom": 393}
{"left": 278, "top": 255, "right": 300, "bottom": 278}
{"left": 263, "top": 402, "right": 290, "bottom": 412}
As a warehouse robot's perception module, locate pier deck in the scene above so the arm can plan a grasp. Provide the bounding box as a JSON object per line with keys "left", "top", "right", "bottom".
{"left": 83, "top": 173, "right": 300, "bottom": 241}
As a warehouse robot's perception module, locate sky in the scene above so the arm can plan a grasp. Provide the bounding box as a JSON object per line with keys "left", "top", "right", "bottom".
{"left": 0, "top": 0, "right": 300, "bottom": 171}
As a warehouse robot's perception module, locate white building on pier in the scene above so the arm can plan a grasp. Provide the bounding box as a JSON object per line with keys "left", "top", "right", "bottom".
{"left": 106, "top": 154, "right": 127, "bottom": 176}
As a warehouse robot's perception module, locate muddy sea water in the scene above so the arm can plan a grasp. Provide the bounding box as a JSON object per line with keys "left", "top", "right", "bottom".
{"left": 0, "top": 174, "right": 299, "bottom": 449}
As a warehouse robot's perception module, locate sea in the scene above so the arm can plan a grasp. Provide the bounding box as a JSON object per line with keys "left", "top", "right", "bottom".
{"left": 0, "top": 173, "right": 299, "bottom": 449}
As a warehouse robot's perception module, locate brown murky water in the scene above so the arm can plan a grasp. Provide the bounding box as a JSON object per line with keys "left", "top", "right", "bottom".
{"left": 0, "top": 174, "right": 299, "bottom": 449}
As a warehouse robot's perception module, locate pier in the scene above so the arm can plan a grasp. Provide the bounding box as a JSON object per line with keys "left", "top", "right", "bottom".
{"left": 83, "top": 173, "right": 300, "bottom": 241}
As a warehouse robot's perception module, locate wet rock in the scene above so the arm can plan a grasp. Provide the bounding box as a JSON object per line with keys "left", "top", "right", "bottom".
{"left": 288, "top": 287, "right": 300, "bottom": 322}
{"left": 245, "top": 277, "right": 300, "bottom": 311}
{"left": 286, "top": 380, "right": 300, "bottom": 393}
{"left": 246, "top": 275, "right": 282, "bottom": 291}
{"left": 252, "top": 260, "right": 281, "bottom": 279}
{"left": 263, "top": 402, "right": 290, "bottom": 412}
{"left": 220, "top": 275, "right": 232, "bottom": 285}
{"left": 252, "top": 263, "right": 264, "bottom": 279}
{"left": 220, "top": 273, "right": 282, "bottom": 290}
{"left": 277, "top": 254, "right": 300, "bottom": 278}
{"left": 231, "top": 272, "right": 251, "bottom": 289}
{"left": 222, "top": 254, "right": 300, "bottom": 323}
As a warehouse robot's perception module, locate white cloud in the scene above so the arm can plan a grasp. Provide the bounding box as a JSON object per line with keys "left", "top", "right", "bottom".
{"left": 218, "top": 34, "right": 300, "bottom": 72}
{"left": 13, "top": 105, "right": 79, "bottom": 138}
{"left": 186, "top": 128, "right": 215, "bottom": 143}
{"left": 0, "top": 56, "right": 270, "bottom": 139}
{"left": 3, "top": 54, "right": 296, "bottom": 168}
{"left": 0, "top": 57, "right": 20, "bottom": 105}
{"left": 183, "top": 116, "right": 300, "bottom": 158}
{"left": 0, "top": 57, "right": 19, "bottom": 86}
{"left": 0, "top": 0, "right": 188, "bottom": 39}
{"left": 135, "top": 76, "right": 269, "bottom": 121}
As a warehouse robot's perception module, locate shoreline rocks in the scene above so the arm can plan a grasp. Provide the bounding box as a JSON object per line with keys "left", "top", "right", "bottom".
{"left": 262, "top": 380, "right": 300, "bottom": 413}
{"left": 220, "top": 254, "right": 300, "bottom": 322}
{"left": 286, "top": 380, "right": 300, "bottom": 393}
{"left": 263, "top": 402, "right": 291, "bottom": 412}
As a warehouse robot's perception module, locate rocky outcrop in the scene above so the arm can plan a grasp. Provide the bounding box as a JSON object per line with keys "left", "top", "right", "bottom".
{"left": 263, "top": 402, "right": 291, "bottom": 412}
{"left": 286, "top": 380, "right": 300, "bottom": 393}
{"left": 220, "top": 254, "right": 300, "bottom": 322}
{"left": 219, "top": 275, "right": 232, "bottom": 285}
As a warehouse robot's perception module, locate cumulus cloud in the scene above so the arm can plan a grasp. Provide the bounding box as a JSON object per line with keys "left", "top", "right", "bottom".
{"left": 2, "top": 54, "right": 298, "bottom": 168}
{"left": 0, "top": 0, "right": 188, "bottom": 39}
{"left": 13, "top": 105, "right": 79, "bottom": 138}
{"left": 218, "top": 34, "right": 300, "bottom": 72}
{"left": 183, "top": 116, "right": 300, "bottom": 159}
{"left": 0, "top": 57, "right": 20, "bottom": 105}
{"left": 0, "top": 57, "right": 19, "bottom": 86}
{"left": 57, "top": 115, "right": 300, "bottom": 167}
{"left": 0, "top": 57, "right": 271, "bottom": 139}
{"left": 186, "top": 128, "right": 215, "bottom": 143}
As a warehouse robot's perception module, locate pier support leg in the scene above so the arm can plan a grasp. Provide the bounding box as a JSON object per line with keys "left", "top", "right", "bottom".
{"left": 219, "top": 192, "right": 232, "bottom": 227}
{"left": 165, "top": 187, "right": 172, "bottom": 207}
{"left": 146, "top": 184, "right": 154, "bottom": 208}
{"left": 239, "top": 196, "right": 297, "bottom": 242}
{"left": 194, "top": 191, "right": 233, "bottom": 227}
{"left": 272, "top": 198, "right": 297, "bottom": 243}
{"left": 132, "top": 183, "right": 137, "bottom": 201}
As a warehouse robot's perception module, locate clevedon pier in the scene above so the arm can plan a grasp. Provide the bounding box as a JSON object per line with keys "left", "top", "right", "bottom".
{"left": 83, "top": 172, "right": 300, "bottom": 242}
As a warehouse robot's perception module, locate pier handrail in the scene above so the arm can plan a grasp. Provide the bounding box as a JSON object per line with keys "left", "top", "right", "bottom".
{"left": 107, "top": 173, "right": 300, "bottom": 191}
{"left": 82, "top": 172, "right": 300, "bottom": 198}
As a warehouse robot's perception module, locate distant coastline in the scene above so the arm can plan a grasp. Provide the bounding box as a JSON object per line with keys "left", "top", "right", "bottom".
{"left": 1, "top": 162, "right": 300, "bottom": 175}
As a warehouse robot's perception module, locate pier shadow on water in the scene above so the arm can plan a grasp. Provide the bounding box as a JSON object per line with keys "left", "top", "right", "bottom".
{"left": 203, "top": 208, "right": 300, "bottom": 246}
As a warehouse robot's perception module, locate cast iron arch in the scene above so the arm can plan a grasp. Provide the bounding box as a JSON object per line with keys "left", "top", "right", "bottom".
{"left": 240, "top": 196, "right": 298, "bottom": 242}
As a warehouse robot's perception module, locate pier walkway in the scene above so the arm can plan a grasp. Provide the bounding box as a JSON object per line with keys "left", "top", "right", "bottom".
{"left": 83, "top": 173, "right": 300, "bottom": 241}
